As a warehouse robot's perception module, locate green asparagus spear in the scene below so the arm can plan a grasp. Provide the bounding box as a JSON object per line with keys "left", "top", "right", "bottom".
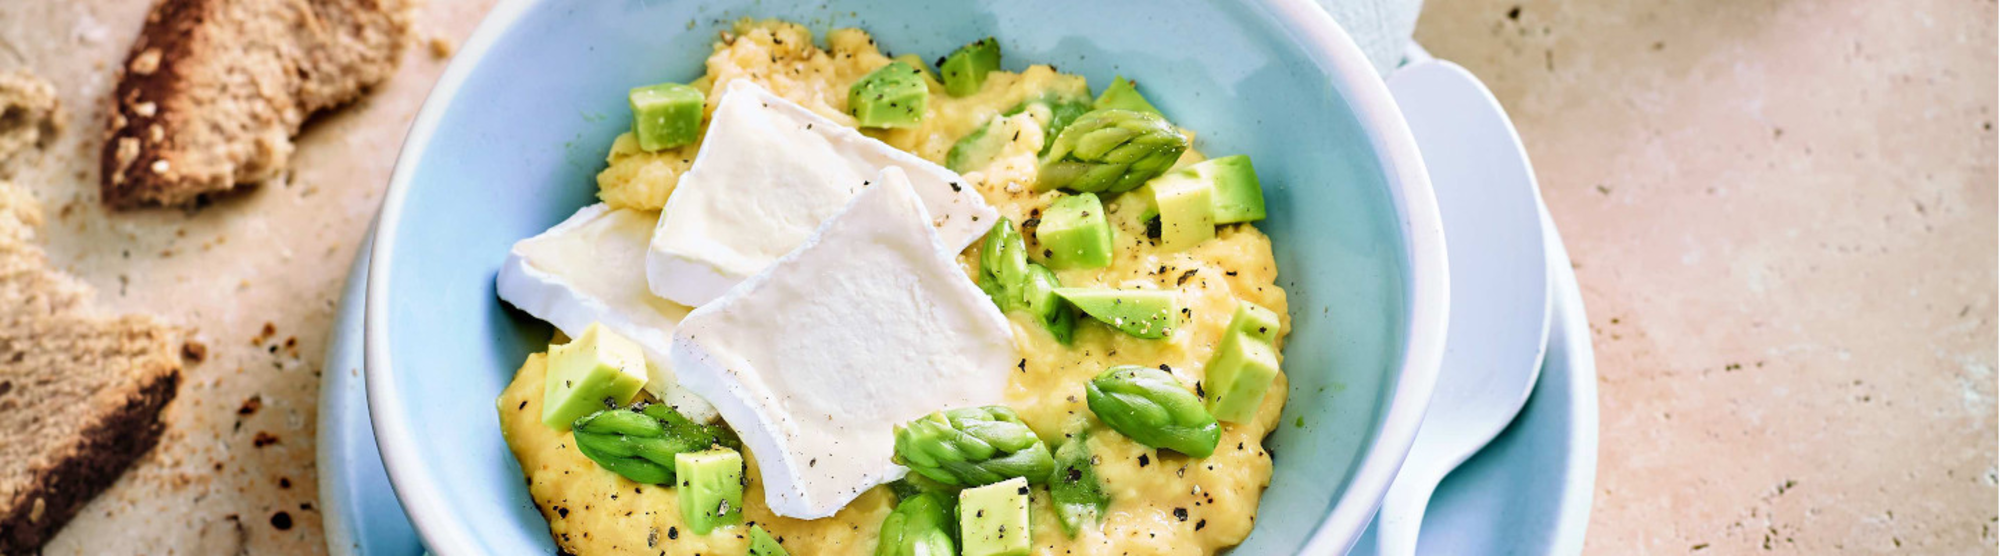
{"left": 571, "top": 404, "right": 734, "bottom": 484}
{"left": 571, "top": 409, "right": 675, "bottom": 483}
{"left": 978, "top": 219, "right": 1031, "bottom": 310}
{"left": 1021, "top": 264, "right": 1077, "bottom": 344}
{"left": 888, "top": 472, "right": 961, "bottom": 503}
{"left": 947, "top": 94, "right": 1092, "bottom": 173}
{"left": 1048, "top": 430, "right": 1110, "bottom": 537}
{"left": 646, "top": 403, "right": 743, "bottom": 451}
{"left": 1085, "top": 366, "right": 1221, "bottom": 457}
{"left": 1038, "top": 99, "right": 1094, "bottom": 147}
{"left": 894, "top": 406, "right": 1056, "bottom": 487}
{"left": 977, "top": 219, "right": 1079, "bottom": 343}
{"left": 876, "top": 492, "right": 956, "bottom": 556}
{"left": 1037, "top": 109, "right": 1188, "bottom": 194}
{"left": 1004, "top": 95, "right": 1094, "bottom": 153}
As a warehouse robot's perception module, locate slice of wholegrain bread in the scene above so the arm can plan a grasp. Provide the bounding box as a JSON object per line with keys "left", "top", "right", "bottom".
{"left": 100, "top": 0, "right": 411, "bottom": 208}
{"left": 0, "top": 182, "right": 184, "bottom": 553}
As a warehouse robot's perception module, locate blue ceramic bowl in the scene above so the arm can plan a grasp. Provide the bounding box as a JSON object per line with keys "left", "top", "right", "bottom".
{"left": 365, "top": 0, "right": 1447, "bottom": 553}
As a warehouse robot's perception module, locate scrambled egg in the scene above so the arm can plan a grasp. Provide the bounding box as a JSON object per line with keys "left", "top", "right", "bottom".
{"left": 504, "top": 20, "right": 1290, "bottom": 556}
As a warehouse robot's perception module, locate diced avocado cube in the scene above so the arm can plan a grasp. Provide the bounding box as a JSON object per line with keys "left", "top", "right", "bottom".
{"left": 1055, "top": 288, "right": 1178, "bottom": 339}
{"left": 849, "top": 61, "right": 929, "bottom": 128}
{"left": 1138, "top": 156, "right": 1263, "bottom": 226}
{"left": 628, "top": 82, "right": 705, "bottom": 152}
{"left": 748, "top": 525, "right": 789, "bottom": 556}
{"left": 1093, "top": 76, "right": 1162, "bottom": 116}
{"left": 1021, "top": 264, "right": 1077, "bottom": 345}
{"left": 1130, "top": 182, "right": 1162, "bottom": 223}
{"left": 1190, "top": 155, "right": 1266, "bottom": 223}
{"left": 1036, "top": 192, "right": 1114, "bottom": 269}
{"left": 959, "top": 477, "right": 1032, "bottom": 556}
{"left": 1148, "top": 168, "right": 1217, "bottom": 252}
{"left": 1204, "top": 330, "right": 1282, "bottom": 423}
{"left": 892, "top": 53, "right": 938, "bottom": 81}
{"left": 1204, "top": 301, "right": 1283, "bottom": 423}
{"left": 542, "top": 323, "right": 649, "bottom": 430}
{"left": 1225, "top": 300, "right": 1283, "bottom": 343}
{"left": 675, "top": 448, "right": 744, "bottom": 534}
{"left": 940, "top": 37, "right": 1002, "bottom": 97}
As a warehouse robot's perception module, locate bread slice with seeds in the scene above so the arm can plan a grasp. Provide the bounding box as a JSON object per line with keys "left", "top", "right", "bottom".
{"left": 0, "top": 182, "right": 184, "bottom": 552}
{"left": 100, "top": 0, "right": 412, "bottom": 208}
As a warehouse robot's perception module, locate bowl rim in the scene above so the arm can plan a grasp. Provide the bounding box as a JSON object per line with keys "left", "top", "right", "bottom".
{"left": 363, "top": 1, "right": 1448, "bottom": 553}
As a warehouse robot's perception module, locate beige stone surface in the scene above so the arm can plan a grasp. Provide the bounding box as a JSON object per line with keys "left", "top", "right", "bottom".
{"left": 0, "top": 0, "right": 493, "bottom": 553}
{"left": 1417, "top": 0, "right": 1997, "bottom": 553}
{"left": 0, "top": 0, "right": 1991, "bottom": 554}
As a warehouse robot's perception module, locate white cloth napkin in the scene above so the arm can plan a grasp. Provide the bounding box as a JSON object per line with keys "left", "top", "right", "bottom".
{"left": 1317, "top": 0, "right": 1425, "bottom": 75}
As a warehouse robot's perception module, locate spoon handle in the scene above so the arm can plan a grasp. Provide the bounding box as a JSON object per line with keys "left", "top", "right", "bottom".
{"left": 1373, "top": 462, "right": 1445, "bottom": 556}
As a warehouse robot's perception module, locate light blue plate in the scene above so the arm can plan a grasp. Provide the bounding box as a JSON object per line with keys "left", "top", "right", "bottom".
{"left": 1346, "top": 52, "right": 1595, "bottom": 555}
{"left": 354, "top": 0, "right": 1455, "bottom": 553}
{"left": 317, "top": 230, "right": 422, "bottom": 556}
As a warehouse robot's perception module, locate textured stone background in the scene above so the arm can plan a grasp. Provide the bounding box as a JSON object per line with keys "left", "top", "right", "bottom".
{"left": 0, "top": 0, "right": 1990, "bottom": 553}
{"left": 1419, "top": 0, "right": 1997, "bottom": 553}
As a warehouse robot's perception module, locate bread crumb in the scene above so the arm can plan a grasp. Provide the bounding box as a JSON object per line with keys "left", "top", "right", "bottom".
{"left": 0, "top": 71, "right": 63, "bottom": 174}
{"left": 428, "top": 36, "right": 455, "bottom": 59}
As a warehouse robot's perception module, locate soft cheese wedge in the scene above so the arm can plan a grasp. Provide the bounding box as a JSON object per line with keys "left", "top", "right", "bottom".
{"left": 669, "top": 168, "right": 1017, "bottom": 519}
{"left": 496, "top": 204, "right": 718, "bottom": 421}
{"left": 647, "top": 80, "right": 998, "bottom": 307}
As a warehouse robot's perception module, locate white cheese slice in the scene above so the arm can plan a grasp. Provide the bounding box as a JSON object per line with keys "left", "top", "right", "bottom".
{"left": 646, "top": 80, "right": 998, "bottom": 307}
{"left": 668, "top": 168, "right": 1017, "bottom": 519}
{"left": 496, "top": 204, "right": 718, "bottom": 422}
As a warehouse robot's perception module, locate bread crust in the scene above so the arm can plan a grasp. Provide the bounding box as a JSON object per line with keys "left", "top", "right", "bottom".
{"left": 100, "top": 0, "right": 411, "bottom": 208}
{"left": 0, "top": 344, "right": 179, "bottom": 554}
